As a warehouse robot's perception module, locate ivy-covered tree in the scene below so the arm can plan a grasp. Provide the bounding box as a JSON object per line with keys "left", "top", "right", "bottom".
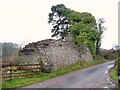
{"left": 68, "top": 11, "right": 98, "bottom": 56}
{"left": 70, "top": 22, "right": 99, "bottom": 56}
{"left": 67, "top": 11, "right": 96, "bottom": 26}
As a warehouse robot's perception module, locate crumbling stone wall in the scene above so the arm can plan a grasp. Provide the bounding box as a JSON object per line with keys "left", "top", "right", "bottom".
{"left": 18, "top": 34, "right": 93, "bottom": 71}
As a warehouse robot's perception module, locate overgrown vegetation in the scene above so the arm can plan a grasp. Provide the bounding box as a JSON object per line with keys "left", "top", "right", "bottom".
{"left": 70, "top": 22, "right": 98, "bottom": 57}
{"left": 109, "top": 48, "right": 119, "bottom": 85}
{"left": 109, "top": 58, "right": 118, "bottom": 83}
{"left": 2, "top": 59, "right": 111, "bottom": 89}
{"left": 48, "top": 4, "right": 105, "bottom": 58}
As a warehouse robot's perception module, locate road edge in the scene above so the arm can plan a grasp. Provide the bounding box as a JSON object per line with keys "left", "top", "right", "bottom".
{"left": 108, "top": 66, "right": 118, "bottom": 87}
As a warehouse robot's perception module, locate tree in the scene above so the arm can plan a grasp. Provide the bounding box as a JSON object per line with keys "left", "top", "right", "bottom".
{"left": 48, "top": 4, "right": 97, "bottom": 39}
{"left": 96, "top": 18, "right": 106, "bottom": 55}
{"left": 48, "top": 4, "right": 99, "bottom": 57}
{"left": 48, "top": 4, "right": 71, "bottom": 39}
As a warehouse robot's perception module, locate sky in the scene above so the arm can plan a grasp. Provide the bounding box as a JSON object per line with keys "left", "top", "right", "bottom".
{"left": 0, "top": 0, "right": 119, "bottom": 49}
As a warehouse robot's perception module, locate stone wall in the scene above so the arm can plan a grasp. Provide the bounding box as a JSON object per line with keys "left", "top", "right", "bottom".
{"left": 18, "top": 34, "right": 93, "bottom": 71}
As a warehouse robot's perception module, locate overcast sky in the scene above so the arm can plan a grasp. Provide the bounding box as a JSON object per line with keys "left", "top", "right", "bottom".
{"left": 0, "top": 0, "right": 119, "bottom": 49}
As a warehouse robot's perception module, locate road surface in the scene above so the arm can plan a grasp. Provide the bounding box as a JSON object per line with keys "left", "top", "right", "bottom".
{"left": 16, "top": 61, "right": 117, "bottom": 88}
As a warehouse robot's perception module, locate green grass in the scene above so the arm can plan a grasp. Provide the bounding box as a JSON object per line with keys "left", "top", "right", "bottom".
{"left": 2, "top": 59, "right": 111, "bottom": 89}
{"left": 109, "top": 59, "right": 118, "bottom": 83}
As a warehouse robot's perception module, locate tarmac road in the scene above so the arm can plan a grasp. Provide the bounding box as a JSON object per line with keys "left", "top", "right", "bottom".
{"left": 16, "top": 61, "right": 117, "bottom": 88}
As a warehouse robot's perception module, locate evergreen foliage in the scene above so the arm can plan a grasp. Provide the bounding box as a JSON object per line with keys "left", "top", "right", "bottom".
{"left": 48, "top": 4, "right": 100, "bottom": 57}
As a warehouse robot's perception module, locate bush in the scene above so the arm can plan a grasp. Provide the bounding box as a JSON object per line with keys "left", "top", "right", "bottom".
{"left": 104, "top": 54, "right": 110, "bottom": 59}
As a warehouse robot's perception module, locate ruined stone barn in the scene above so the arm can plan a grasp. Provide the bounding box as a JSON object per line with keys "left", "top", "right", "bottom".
{"left": 18, "top": 34, "right": 93, "bottom": 71}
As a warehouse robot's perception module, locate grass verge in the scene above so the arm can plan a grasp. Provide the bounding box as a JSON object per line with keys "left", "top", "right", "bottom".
{"left": 109, "top": 59, "right": 118, "bottom": 84}
{"left": 2, "top": 59, "right": 112, "bottom": 89}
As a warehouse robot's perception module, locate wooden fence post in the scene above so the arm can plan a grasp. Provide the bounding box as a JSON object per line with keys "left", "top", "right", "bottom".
{"left": 9, "top": 62, "right": 12, "bottom": 80}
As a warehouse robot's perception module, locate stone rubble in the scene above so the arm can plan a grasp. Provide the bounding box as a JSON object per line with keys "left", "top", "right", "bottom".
{"left": 18, "top": 34, "right": 93, "bottom": 72}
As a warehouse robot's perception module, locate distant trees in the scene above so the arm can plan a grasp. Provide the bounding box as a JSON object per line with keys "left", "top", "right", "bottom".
{"left": 1, "top": 42, "right": 19, "bottom": 59}
{"left": 112, "top": 44, "right": 120, "bottom": 50}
